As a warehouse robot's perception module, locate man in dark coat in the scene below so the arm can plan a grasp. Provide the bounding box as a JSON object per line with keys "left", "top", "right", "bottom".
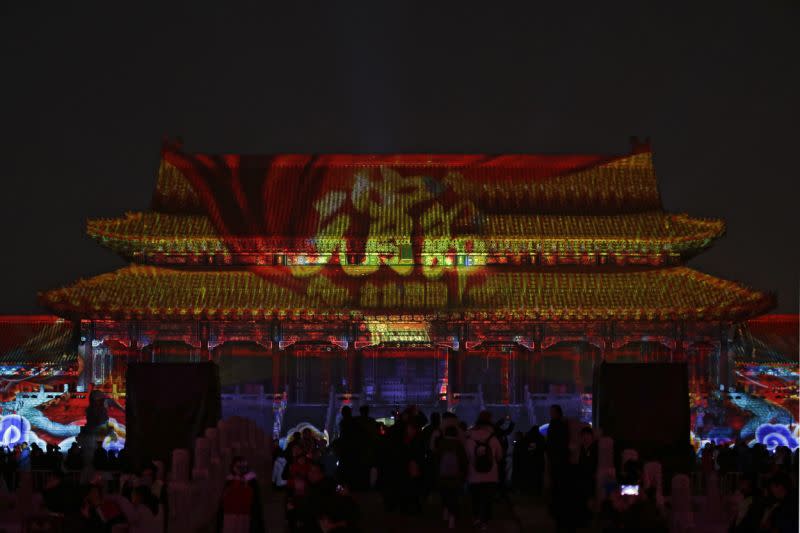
{"left": 523, "top": 426, "right": 546, "bottom": 495}
{"left": 575, "top": 426, "right": 598, "bottom": 527}
{"left": 546, "top": 405, "right": 570, "bottom": 532}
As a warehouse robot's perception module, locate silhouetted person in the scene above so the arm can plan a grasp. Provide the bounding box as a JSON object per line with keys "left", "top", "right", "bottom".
{"left": 575, "top": 426, "right": 598, "bottom": 527}
{"left": 92, "top": 441, "right": 108, "bottom": 471}
{"left": 730, "top": 475, "right": 765, "bottom": 533}
{"left": 399, "top": 419, "right": 426, "bottom": 514}
{"left": 30, "top": 443, "right": 45, "bottom": 469}
{"left": 546, "top": 404, "right": 570, "bottom": 531}
{"left": 43, "top": 470, "right": 77, "bottom": 514}
{"left": 218, "top": 456, "right": 265, "bottom": 533}
{"left": 355, "top": 404, "right": 377, "bottom": 489}
{"left": 356, "top": 405, "right": 377, "bottom": 440}
{"left": 421, "top": 412, "right": 442, "bottom": 499}
{"left": 523, "top": 426, "right": 546, "bottom": 495}
{"left": 338, "top": 406, "right": 358, "bottom": 486}
{"left": 511, "top": 431, "right": 526, "bottom": 492}
{"left": 339, "top": 406, "right": 356, "bottom": 439}
{"left": 466, "top": 411, "right": 503, "bottom": 531}
{"left": 436, "top": 426, "right": 468, "bottom": 529}
{"left": 66, "top": 442, "right": 83, "bottom": 470}
{"left": 761, "top": 473, "right": 798, "bottom": 533}
{"left": 46, "top": 444, "right": 63, "bottom": 471}
{"left": 493, "top": 415, "right": 514, "bottom": 493}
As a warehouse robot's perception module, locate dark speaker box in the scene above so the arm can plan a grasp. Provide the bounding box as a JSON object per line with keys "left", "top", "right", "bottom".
{"left": 593, "top": 362, "right": 691, "bottom": 476}
{"left": 125, "top": 362, "right": 221, "bottom": 470}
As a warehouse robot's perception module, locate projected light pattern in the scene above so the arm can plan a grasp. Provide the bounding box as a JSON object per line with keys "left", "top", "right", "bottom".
{"left": 755, "top": 423, "right": 798, "bottom": 451}
{"left": 691, "top": 361, "right": 798, "bottom": 452}
{"left": 0, "top": 388, "right": 126, "bottom": 452}
{"left": 3, "top": 142, "right": 791, "bottom": 455}
{"left": 0, "top": 415, "right": 33, "bottom": 447}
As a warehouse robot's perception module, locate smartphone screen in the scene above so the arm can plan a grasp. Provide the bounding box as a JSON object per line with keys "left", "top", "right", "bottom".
{"left": 620, "top": 484, "right": 639, "bottom": 496}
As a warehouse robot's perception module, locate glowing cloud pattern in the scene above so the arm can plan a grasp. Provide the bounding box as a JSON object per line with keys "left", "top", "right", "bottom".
{"left": 755, "top": 423, "right": 799, "bottom": 451}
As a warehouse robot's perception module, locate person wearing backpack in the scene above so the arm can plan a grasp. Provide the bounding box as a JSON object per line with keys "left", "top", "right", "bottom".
{"left": 465, "top": 411, "right": 503, "bottom": 531}
{"left": 435, "top": 426, "right": 468, "bottom": 529}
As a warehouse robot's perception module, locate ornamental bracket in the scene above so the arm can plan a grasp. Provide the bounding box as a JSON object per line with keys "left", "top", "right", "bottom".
{"left": 278, "top": 336, "right": 299, "bottom": 350}
{"left": 436, "top": 337, "right": 459, "bottom": 351}
{"left": 354, "top": 340, "right": 378, "bottom": 350}
{"left": 514, "top": 336, "right": 536, "bottom": 351}
{"left": 328, "top": 337, "right": 349, "bottom": 350}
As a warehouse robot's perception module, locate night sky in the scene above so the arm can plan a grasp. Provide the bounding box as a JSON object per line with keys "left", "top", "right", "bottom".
{"left": 1, "top": 3, "right": 797, "bottom": 314}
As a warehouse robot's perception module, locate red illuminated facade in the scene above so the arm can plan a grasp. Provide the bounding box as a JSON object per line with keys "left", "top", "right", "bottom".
{"left": 36, "top": 138, "right": 774, "bottom": 411}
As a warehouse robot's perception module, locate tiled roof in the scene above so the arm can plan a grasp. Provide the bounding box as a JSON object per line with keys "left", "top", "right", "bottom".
{"left": 740, "top": 314, "right": 799, "bottom": 363}
{"left": 0, "top": 316, "right": 77, "bottom": 366}
{"left": 40, "top": 265, "right": 774, "bottom": 322}
{"left": 152, "top": 149, "right": 661, "bottom": 216}
{"left": 87, "top": 211, "right": 724, "bottom": 260}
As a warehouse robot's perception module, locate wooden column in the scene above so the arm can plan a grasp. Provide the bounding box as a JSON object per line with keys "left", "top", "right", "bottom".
{"left": 501, "top": 350, "right": 511, "bottom": 405}
{"left": 322, "top": 354, "right": 332, "bottom": 400}
{"left": 531, "top": 325, "right": 544, "bottom": 393}
{"left": 709, "top": 341, "right": 721, "bottom": 390}
{"left": 719, "top": 333, "right": 731, "bottom": 391}
{"left": 446, "top": 347, "right": 458, "bottom": 397}
{"left": 128, "top": 322, "right": 140, "bottom": 361}
{"left": 345, "top": 322, "right": 358, "bottom": 395}
{"left": 272, "top": 342, "right": 281, "bottom": 396}
{"left": 353, "top": 344, "right": 362, "bottom": 395}
{"left": 346, "top": 345, "right": 356, "bottom": 394}
{"left": 528, "top": 347, "right": 539, "bottom": 394}
{"left": 269, "top": 320, "right": 280, "bottom": 394}
{"left": 199, "top": 321, "right": 210, "bottom": 361}
{"left": 80, "top": 321, "right": 95, "bottom": 392}
{"left": 457, "top": 350, "right": 464, "bottom": 396}
{"left": 514, "top": 345, "right": 526, "bottom": 404}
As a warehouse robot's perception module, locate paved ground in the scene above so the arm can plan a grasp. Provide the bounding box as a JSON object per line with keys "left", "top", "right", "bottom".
{"left": 262, "top": 488, "right": 557, "bottom": 532}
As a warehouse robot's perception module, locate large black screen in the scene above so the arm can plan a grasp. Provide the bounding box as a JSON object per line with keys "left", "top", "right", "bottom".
{"left": 125, "top": 362, "right": 221, "bottom": 470}
{"left": 594, "top": 362, "right": 690, "bottom": 472}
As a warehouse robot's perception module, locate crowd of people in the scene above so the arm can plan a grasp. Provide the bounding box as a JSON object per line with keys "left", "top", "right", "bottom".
{"left": 0, "top": 443, "right": 265, "bottom": 532}
{"left": 20, "top": 460, "right": 167, "bottom": 532}
{"left": 0, "top": 440, "right": 130, "bottom": 483}
{"left": 275, "top": 404, "right": 593, "bottom": 531}
{"left": 0, "top": 405, "right": 797, "bottom": 532}
{"left": 699, "top": 440, "right": 798, "bottom": 533}
{"left": 274, "top": 403, "right": 800, "bottom": 532}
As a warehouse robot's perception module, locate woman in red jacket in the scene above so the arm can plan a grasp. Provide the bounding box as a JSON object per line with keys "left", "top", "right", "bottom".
{"left": 219, "top": 456, "right": 265, "bottom": 533}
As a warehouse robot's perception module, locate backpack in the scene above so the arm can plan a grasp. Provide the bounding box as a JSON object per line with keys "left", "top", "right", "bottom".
{"left": 473, "top": 433, "right": 495, "bottom": 473}
{"left": 439, "top": 449, "right": 461, "bottom": 479}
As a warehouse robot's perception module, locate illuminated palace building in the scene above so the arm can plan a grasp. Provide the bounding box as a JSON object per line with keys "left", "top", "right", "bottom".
{"left": 1, "top": 139, "right": 797, "bottom": 452}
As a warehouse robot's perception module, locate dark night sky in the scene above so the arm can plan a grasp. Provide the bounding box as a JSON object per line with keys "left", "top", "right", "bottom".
{"left": 1, "top": 3, "right": 797, "bottom": 314}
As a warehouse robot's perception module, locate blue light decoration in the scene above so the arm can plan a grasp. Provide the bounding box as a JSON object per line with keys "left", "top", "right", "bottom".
{"left": 755, "top": 423, "right": 799, "bottom": 451}
{"left": 0, "top": 414, "right": 33, "bottom": 448}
